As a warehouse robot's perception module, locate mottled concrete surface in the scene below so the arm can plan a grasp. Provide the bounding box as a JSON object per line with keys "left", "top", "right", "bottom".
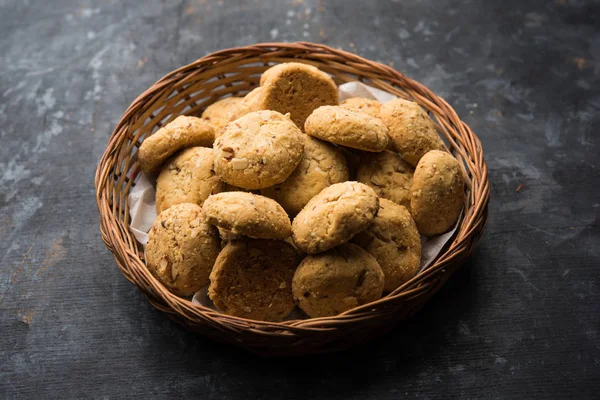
{"left": 1, "top": 0, "right": 599, "bottom": 398}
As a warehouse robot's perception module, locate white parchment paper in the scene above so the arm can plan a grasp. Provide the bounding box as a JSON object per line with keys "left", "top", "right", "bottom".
{"left": 127, "top": 82, "right": 460, "bottom": 311}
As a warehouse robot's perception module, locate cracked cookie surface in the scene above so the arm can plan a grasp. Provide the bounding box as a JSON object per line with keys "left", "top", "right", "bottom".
{"left": 292, "top": 243, "right": 384, "bottom": 318}
{"left": 292, "top": 181, "right": 379, "bottom": 254}
{"left": 261, "top": 137, "right": 349, "bottom": 215}
{"left": 213, "top": 110, "right": 304, "bottom": 190}
{"left": 145, "top": 203, "right": 220, "bottom": 297}
{"left": 208, "top": 238, "right": 300, "bottom": 321}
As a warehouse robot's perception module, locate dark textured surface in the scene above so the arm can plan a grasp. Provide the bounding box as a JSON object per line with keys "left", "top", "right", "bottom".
{"left": 1, "top": 0, "right": 599, "bottom": 398}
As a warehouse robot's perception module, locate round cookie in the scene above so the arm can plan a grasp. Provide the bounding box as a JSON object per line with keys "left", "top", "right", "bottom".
{"left": 201, "top": 97, "right": 244, "bottom": 137}
{"left": 155, "top": 146, "right": 224, "bottom": 213}
{"left": 304, "top": 106, "right": 389, "bottom": 152}
{"left": 411, "top": 150, "right": 464, "bottom": 236}
{"left": 213, "top": 110, "right": 305, "bottom": 190}
{"left": 261, "top": 137, "right": 349, "bottom": 215}
{"left": 202, "top": 192, "right": 292, "bottom": 239}
{"left": 145, "top": 203, "right": 220, "bottom": 297}
{"left": 292, "top": 181, "right": 379, "bottom": 254}
{"left": 208, "top": 238, "right": 300, "bottom": 321}
{"left": 229, "top": 86, "right": 268, "bottom": 121}
{"left": 292, "top": 243, "right": 384, "bottom": 318}
{"left": 258, "top": 62, "right": 339, "bottom": 129}
{"left": 379, "top": 98, "right": 446, "bottom": 166}
{"left": 352, "top": 199, "right": 421, "bottom": 292}
{"left": 356, "top": 150, "right": 414, "bottom": 210}
{"left": 138, "top": 115, "right": 215, "bottom": 174}
{"left": 340, "top": 97, "right": 382, "bottom": 118}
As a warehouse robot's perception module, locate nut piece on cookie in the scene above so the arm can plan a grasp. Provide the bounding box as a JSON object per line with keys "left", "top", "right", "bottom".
{"left": 155, "top": 147, "right": 224, "bottom": 213}
{"left": 145, "top": 203, "right": 220, "bottom": 297}
{"left": 352, "top": 199, "right": 421, "bottom": 292}
{"left": 410, "top": 150, "right": 464, "bottom": 236}
{"left": 202, "top": 192, "right": 292, "bottom": 239}
{"left": 380, "top": 98, "right": 446, "bottom": 166}
{"left": 261, "top": 137, "right": 349, "bottom": 215}
{"left": 292, "top": 243, "right": 384, "bottom": 318}
{"left": 356, "top": 150, "right": 414, "bottom": 210}
{"left": 340, "top": 97, "right": 382, "bottom": 118}
{"left": 305, "top": 106, "right": 389, "bottom": 152}
{"left": 208, "top": 238, "right": 300, "bottom": 321}
{"left": 213, "top": 110, "right": 305, "bottom": 190}
{"left": 292, "top": 181, "right": 379, "bottom": 254}
{"left": 258, "top": 62, "right": 339, "bottom": 128}
{"left": 138, "top": 115, "right": 215, "bottom": 174}
{"left": 201, "top": 97, "right": 244, "bottom": 137}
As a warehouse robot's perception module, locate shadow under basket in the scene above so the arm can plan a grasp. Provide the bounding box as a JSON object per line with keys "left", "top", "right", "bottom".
{"left": 95, "top": 42, "right": 490, "bottom": 357}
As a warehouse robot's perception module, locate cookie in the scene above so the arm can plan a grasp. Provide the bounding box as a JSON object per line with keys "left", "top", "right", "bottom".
{"left": 304, "top": 106, "right": 389, "bottom": 152}
{"left": 261, "top": 137, "right": 349, "bottom": 215}
{"left": 379, "top": 98, "right": 446, "bottom": 166}
{"left": 292, "top": 181, "right": 379, "bottom": 254}
{"left": 208, "top": 238, "right": 300, "bottom": 321}
{"left": 213, "top": 110, "right": 305, "bottom": 190}
{"left": 258, "top": 62, "right": 339, "bottom": 128}
{"left": 411, "top": 150, "right": 464, "bottom": 236}
{"left": 138, "top": 115, "right": 215, "bottom": 174}
{"left": 292, "top": 243, "right": 384, "bottom": 318}
{"left": 201, "top": 97, "right": 244, "bottom": 137}
{"left": 229, "top": 86, "right": 268, "bottom": 121}
{"left": 340, "top": 97, "right": 382, "bottom": 118}
{"left": 155, "top": 146, "right": 224, "bottom": 213}
{"left": 356, "top": 150, "right": 414, "bottom": 210}
{"left": 145, "top": 203, "right": 220, "bottom": 296}
{"left": 202, "top": 192, "right": 292, "bottom": 239}
{"left": 352, "top": 199, "right": 421, "bottom": 292}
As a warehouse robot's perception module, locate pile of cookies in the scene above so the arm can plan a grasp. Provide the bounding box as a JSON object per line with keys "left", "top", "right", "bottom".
{"left": 138, "top": 62, "right": 464, "bottom": 322}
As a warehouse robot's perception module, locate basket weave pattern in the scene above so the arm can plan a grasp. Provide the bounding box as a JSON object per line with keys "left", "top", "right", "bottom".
{"left": 95, "top": 42, "right": 489, "bottom": 356}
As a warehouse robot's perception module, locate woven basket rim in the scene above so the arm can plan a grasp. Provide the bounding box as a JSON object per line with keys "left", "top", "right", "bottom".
{"left": 95, "top": 42, "right": 489, "bottom": 348}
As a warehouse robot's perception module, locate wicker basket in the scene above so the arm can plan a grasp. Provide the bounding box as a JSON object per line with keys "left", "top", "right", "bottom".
{"left": 95, "top": 42, "right": 489, "bottom": 356}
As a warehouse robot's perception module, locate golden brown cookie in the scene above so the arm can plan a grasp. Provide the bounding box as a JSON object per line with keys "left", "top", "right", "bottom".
{"left": 356, "top": 150, "right": 414, "bottom": 210}
{"left": 155, "top": 147, "right": 224, "bottom": 213}
{"left": 292, "top": 243, "right": 384, "bottom": 318}
{"left": 352, "top": 199, "right": 421, "bottom": 292}
{"left": 340, "top": 97, "right": 382, "bottom": 118}
{"left": 411, "top": 150, "right": 464, "bottom": 236}
{"left": 145, "top": 203, "right": 220, "bottom": 297}
{"left": 258, "top": 62, "right": 339, "bottom": 128}
{"left": 138, "top": 115, "right": 215, "bottom": 174}
{"left": 292, "top": 181, "right": 379, "bottom": 254}
{"left": 202, "top": 192, "right": 292, "bottom": 239}
{"left": 213, "top": 110, "right": 305, "bottom": 190}
{"left": 229, "top": 86, "right": 267, "bottom": 121}
{"left": 208, "top": 238, "right": 300, "bottom": 321}
{"left": 304, "top": 106, "right": 389, "bottom": 152}
{"left": 201, "top": 97, "right": 244, "bottom": 137}
{"left": 379, "top": 98, "right": 446, "bottom": 166}
{"left": 261, "top": 137, "right": 349, "bottom": 215}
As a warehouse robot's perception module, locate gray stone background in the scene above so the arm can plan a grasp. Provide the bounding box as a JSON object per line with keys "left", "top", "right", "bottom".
{"left": 1, "top": 0, "right": 598, "bottom": 398}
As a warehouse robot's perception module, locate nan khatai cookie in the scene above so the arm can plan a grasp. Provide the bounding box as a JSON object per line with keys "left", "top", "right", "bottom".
{"left": 155, "top": 147, "right": 224, "bottom": 213}
{"left": 380, "top": 98, "right": 446, "bottom": 166}
{"left": 292, "top": 243, "right": 384, "bottom": 318}
{"left": 356, "top": 150, "right": 414, "bottom": 210}
{"left": 138, "top": 115, "right": 215, "bottom": 174}
{"left": 261, "top": 137, "right": 349, "bottom": 215}
{"left": 340, "top": 97, "right": 382, "bottom": 118}
{"left": 411, "top": 150, "right": 464, "bottom": 236}
{"left": 352, "top": 199, "right": 421, "bottom": 292}
{"left": 258, "top": 62, "right": 339, "bottom": 128}
{"left": 213, "top": 110, "right": 304, "bottom": 190}
{"left": 145, "top": 203, "right": 220, "bottom": 297}
{"left": 208, "top": 238, "right": 300, "bottom": 321}
{"left": 201, "top": 97, "right": 244, "bottom": 137}
{"left": 305, "top": 106, "right": 389, "bottom": 152}
{"left": 202, "top": 192, "right": 292, "bottom": 239}
{"left": 292, "top": 181, "right": 379, "bottom": 254}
